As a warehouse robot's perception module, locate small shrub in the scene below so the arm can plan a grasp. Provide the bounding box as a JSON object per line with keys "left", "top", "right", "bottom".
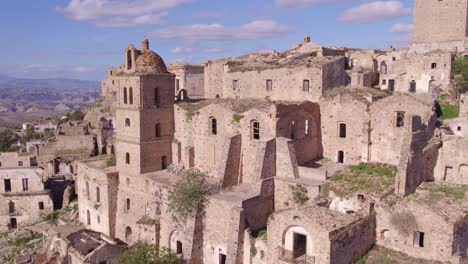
{"left": 390, "top": 211, "right": 417, "bottom": 236}
{"left": 232, "top": 113, "right": 244, "bottom": 122}
{"left": 252, "top": 228, "right": 267, "bottom": 238}
{"left": 289, "top": 184, "right": 309, "bottom": 206}
{"left": 106, "top": 155, "right": 116, "bottom": 167}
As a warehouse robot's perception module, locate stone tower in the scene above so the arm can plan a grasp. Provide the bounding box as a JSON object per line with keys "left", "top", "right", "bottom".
{"left": 115, "top": 39, "right": 175, "bottom": 176}
{"left": 414, "top": 0, "right": 468, "bottom": 43}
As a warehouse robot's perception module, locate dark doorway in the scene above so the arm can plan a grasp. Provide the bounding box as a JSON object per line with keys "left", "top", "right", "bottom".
{"left": 176, "top": 241, "right": 182, "bottom": 254}
{"left": 161, "top": 156, "right": 168, "bottom": 170}
{"left": 10, "top": 218, "right": 17, "bottom": 229}
{"left": 338, "top": 151, "right": 344, "bottom": 163}
{"left": 388, "top": 80, "right": 395, "bottom": 92}
{"left": 293, "top": 232, "right": 307, "bottom": 259}
{"left": 219, "top": 253, "right": 226, "bottom": 264}
{"left": 409, "top": 80, "right": 416, "bottom": 93}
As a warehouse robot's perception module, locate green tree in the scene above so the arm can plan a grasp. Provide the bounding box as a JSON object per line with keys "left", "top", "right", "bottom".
{"left": 451, "top": 56, "right": 468, "bottom": 95}
{"left": 69, "top": 110, "right": 85, "bottom": 121}
{"left": 0, "top": 129, "right": 18, "bottom": 151}
{"left": 120, "top": 243, "right": 180, "bottom": 264}
{"left": 167, "top": 168, "right": 210, "bottom": 222}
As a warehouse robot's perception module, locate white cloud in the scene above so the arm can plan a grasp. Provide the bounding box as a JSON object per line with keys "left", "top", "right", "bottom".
{"left": 58, "top": 0, "right": 190, "bottom": 27}
{"left": 338, "top": 1, "right": 411, "bottom": 23}
{"left": 275, "top": 0, "right": 354, "bottom": 8}
{"left": 0, "top": 64, "right": 107, "bottom": 80}
{"left": 151, "top": 20, "right": 289, "bottom": 41}
{"left": 390, "top": 23, "right": 414, "bottom": 34}
{"left": 171, "top": 47, "right": 195, "bottom": 54}
{"left": 204, "top": 48, "right": 225, "bottom": 53}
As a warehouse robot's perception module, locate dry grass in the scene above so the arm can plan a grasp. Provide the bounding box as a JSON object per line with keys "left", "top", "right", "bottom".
{"left": 389, "top": 211, "right": 417, "bottom": 236}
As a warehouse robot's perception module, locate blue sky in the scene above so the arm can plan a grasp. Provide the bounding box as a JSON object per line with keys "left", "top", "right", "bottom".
{"left": 0, "top": 0, "right": 414, "bottom": 80}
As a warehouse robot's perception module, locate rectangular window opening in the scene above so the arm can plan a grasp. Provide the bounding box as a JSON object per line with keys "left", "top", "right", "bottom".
{"left": 4, "top": 179, "right": 11, "bottom": 192}
{"left": 22, "top": 178, "right": 28, "bottom": 192}
{"left": 413, "top": 231, "right": 425, "bottom": 248}
{"left": 266, "top": 79, "right": 272, "bottom": 91}
{"left": 233, "top": 80, "right": 238, "bottom": 91}
{"left": 396, "top": 112, "right": 405, "bottom": 127}
{"left": 303, "top": 80, "right": 310, "bottom": 92}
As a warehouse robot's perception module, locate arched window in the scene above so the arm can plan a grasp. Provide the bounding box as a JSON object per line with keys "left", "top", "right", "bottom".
{"left": 305, "top": 120, "right": 310, "bottom": 136}
{"left": 251, "top": 120, "right": 260, "bottom": 140}
{"left": 154, "top": 88, "right": 160, "bottom": 107}
{"left": 129, "top": 87, "right": 133, "bottom": 104}
{"left": 372, "top": 60, "right": 378, "bottom": 73}
{"left": 339, "top": 123, "right": 347, "bottom": 138}
{"left": 125, "top": 153, "right": 130, "bottom": 164}
{"left": 155, "top": 123, "right": 161, "bottom": 137}
{"left": 380, "top": 61, "right": 387, "bottom": 74}
{"left": 125, "top": 118, "right": 131, "bottom": 127}
{"left": 123, "top": 87, "right": 128, "bottom": 104}
{"left": 96, "top": 186, "right": 100, "bottom": 203}
{"left": 210, "top": 118, "right": 217, "bottom": 135}
{"left": 125, "top": 226, "right": 132, "bottom": 240}
{"left": 161, "top": 156, "right": 168, "bottom": 170}
{"left": 127, "top": 50, "right": 132, "bottom": 70}
{"left": 290, "top": 121, "right": 295, "bottom": 139}
{"left": 87, "top": 210, "right": 91, "bottom": 225}
{"left": 126, "top": 198, "right": 131, "bottom": 212}
{"left": 86, "top": 182, "right": 90, "bottom": 198}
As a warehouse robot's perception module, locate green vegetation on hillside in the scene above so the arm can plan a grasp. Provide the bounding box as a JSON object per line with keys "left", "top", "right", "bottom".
{"left": 451, "top": 55, "right": 468, "bottom": 95}
{"left": 121, "top": 243, "right": 180, "bottom": 264}
{"left": 320, "top": 163, "right": 397, "bottom": 198}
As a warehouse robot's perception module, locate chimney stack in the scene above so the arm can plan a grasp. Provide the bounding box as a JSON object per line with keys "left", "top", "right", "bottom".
{"left": 304, "top": 36, "right": 311, "bottom": 43}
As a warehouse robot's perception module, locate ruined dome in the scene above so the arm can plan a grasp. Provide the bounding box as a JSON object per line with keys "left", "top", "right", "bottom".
{"left": 135, "top": 50, "right": 169, "bottom": 74}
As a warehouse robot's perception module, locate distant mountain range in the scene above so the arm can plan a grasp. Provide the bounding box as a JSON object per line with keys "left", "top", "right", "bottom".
{"left": 0, "top": 76, "right": 100, "bottom": 127}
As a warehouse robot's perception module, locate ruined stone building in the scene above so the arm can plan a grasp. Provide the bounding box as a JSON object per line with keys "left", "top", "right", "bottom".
{"left": 66, "top": 0, "right": 468, "bottom": 263}
{"left": 0, "top": 152, "right": 53, "bottom": 231}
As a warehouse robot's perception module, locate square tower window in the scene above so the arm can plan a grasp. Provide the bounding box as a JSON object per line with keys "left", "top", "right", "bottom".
{"left": 431, "top": 63, "right": 437, "bottom": 69}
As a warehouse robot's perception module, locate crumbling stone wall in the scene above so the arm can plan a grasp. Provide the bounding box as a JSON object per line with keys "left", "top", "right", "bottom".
{"left": 168, "top": 63, "right": 205, "bottom": 99}
{"left": 375, "top": 201, "right": 466, "bottom": 263}
{"left": 414, "top": 0, "right": 468, "bottom": 43}
{"left": 0, "top": 167, "right": 53, "bottom": 231}
{"left": 77, "top": 158, "right": 119, "bottom": 238}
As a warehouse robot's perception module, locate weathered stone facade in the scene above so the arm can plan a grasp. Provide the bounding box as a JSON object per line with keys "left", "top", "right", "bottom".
{"left": 0, "top": 154, "right": 53, "bottom": 231}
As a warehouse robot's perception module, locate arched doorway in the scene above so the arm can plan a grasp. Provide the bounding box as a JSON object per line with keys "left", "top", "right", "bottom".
{"left": 125, "top": 226, "right": 133, "bottom": 241}
{"left": 338, "top": 151, "right": 344, "bottom": 163}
